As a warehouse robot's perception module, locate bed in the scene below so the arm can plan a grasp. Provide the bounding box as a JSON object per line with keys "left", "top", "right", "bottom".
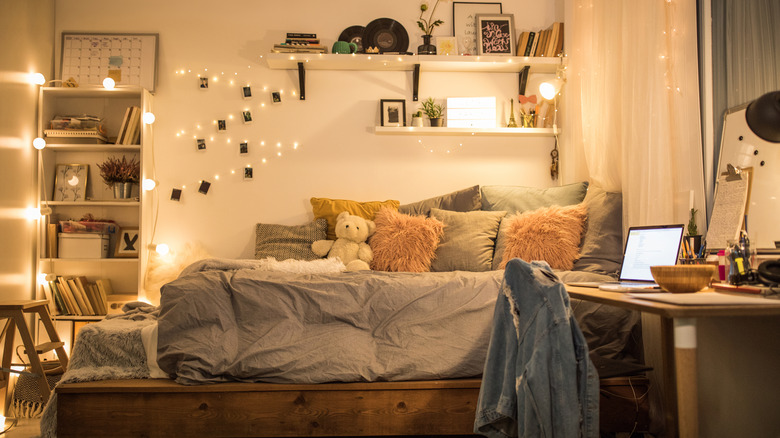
{"left": 42, "top": 183, "right": 641, "bottom": 437}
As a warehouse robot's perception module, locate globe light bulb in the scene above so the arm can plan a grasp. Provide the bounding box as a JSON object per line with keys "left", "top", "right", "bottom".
{"left": 102, "top": 77, "right": 116, "bottom": 89}
{"left": 33, "top": 137, "right": 46, "bottom": 150}
{"left": 30, "top": 72, "right": 46, "bottom": 85}
{"left": 142, "top": 112, "right": 156, "bottom": 124}
{"left": 142, "top": 178, "right": 157, "bottom": 191}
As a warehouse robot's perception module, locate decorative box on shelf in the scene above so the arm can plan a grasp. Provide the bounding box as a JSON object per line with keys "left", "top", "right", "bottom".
{"left": 58, "top": 233, "right": 110, "bottom": 259}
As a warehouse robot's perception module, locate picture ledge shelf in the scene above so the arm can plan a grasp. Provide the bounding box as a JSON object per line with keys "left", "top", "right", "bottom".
{"left": 41, "top": 258, "right": 138, "bottom": 263}
{"left": 47, "top": 201, "right": 140, "bottom": 206}
{"left": 374, "top": 126, "right": 559, "bottom": 136}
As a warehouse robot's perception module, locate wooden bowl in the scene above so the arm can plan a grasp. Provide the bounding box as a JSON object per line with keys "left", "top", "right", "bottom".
{"left": 650, "top": 265, "right": 717, "bottom": 293}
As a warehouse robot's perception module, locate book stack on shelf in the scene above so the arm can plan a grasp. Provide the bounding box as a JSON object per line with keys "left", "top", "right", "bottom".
{"left": 272, "top": 32, "right": 328, "bottom": 53}
{"left": 44, "top": 114, "right": 108, "bottom": 144}
{"left": 516, "top": 22, "right": 564, "bottom": 57}
{"left": 40, "top": 276, "right": 114, "bottom": 316}
{"left": 116, "top": 105, "right": 142, "bottom": 145}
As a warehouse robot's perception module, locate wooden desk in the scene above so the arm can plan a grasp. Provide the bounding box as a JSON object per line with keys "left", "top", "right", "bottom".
{"left": 566, "top": 286, "right": 780, "bottom": 438}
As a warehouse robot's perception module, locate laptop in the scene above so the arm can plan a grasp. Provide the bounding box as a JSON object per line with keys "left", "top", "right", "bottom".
{"left": 568, "top": 224, "right": 685, "bottom": 292}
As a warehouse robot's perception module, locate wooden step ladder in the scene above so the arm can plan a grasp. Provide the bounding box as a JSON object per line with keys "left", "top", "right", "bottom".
{"left": 0, "top": 300, "right": 69, "bottom": 404}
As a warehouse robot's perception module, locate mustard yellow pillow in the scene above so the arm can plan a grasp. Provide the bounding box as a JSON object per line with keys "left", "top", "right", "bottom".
{"left": 310, "top": 197, "right": 400, "bottom": 240}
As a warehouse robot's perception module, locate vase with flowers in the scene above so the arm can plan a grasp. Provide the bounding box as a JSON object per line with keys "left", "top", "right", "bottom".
{"left": 417, "top": 0, "right": 443, "bottom": 55}
{"left": 97, "top": 155, "right": 140, "bottom": 199}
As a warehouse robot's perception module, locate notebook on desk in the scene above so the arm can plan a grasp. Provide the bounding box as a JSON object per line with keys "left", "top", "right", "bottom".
{"left": 567, "top": 224, "right": 685, "bottom": 292}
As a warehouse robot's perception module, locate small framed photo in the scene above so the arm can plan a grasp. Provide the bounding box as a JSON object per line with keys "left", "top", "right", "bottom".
{"left": 114, "top": 228, "right": 139, "bottom": 258}
{"left": 217, "top": 120, "right": 227, "bottom": 131}
{"left": 436, "top": 36, "right": 458, "bottom": 55}
{"left": 380, "top": 99, "right": 406, "bottom": 127}
{"left": 170, "top": 188, "right": 182, "bottom": 201}
{"left": 239, "top": 142, "right": 249, "bottom": 154}
{"left": 242, "top": 86, "right": 252, "bottom": 99}
{"left": 197, "top": 138, "right": 206, "bottom": 150}
{"left": 243, "top": 167, "right": 254, "bottom": 180}
{"left": 199, "top": 77, "right": 208, "bottom": 89}
{"left": 271, "top": 91, "right": 282, "bottom": 104}
{"left": 53, "top": 163, "right": 89, "bottom": 201}
{"left": 198, "top": 180, "right": 211, "bottom": 194}
{"left": 476, "top": 14, "right": 516, "bottom": 56}
{"left": 242, "top": 110, "right": 253, "bottom": 124}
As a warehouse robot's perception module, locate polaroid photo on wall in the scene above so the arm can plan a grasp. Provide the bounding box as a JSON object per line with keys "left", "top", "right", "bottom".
{"left": 199, "top": 77, "right": 208, "bottom": 89}
{"left": 198, "top": 181, "right": 211, "bottom": 194}
{"left": 242, "top": 86, "right": 252, "bottom": 99}
{"left": 196, "top": 138, "right": 206, "bottom": 151}
{"left": 239, "top": 142, "right": 249, "bottom": 154}
{"left": 217, "top": 120, "right": 227, "bottom": 132}
{"left": 170, "top": 188, "right": 182, "bottom": 202}
{"left": 271, "top": 91, "right": 282, "bottom": 104}
{"left": 242, "top": 111, "right": 253, "bottom": 124}
{"left": 244, "top": 167, "right": 254, "bottom": 180}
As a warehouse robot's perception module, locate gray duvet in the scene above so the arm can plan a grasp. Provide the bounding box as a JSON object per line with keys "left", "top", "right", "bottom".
{"left": 157, "top": 268, "right": 504, "bottom": 385}
{"left": 155, "top": 261, "right": 640, "bottom": 386}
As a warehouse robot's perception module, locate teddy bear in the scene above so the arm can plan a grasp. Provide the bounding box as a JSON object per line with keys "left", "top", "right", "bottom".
{"left": 312, "top": 211, "right": 375, "bottom": 271}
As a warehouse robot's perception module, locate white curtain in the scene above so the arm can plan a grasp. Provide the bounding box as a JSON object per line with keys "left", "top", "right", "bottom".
{"left": 563, "top": 0, "right": 706, "bottom": 231}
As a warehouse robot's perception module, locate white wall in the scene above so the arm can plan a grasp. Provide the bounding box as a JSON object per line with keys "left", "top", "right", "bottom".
{"left": 54, "top": 0, "right": 566, "bottom": 259}
{"left": 0, "top": 0, "right": 55, "bottom": 300}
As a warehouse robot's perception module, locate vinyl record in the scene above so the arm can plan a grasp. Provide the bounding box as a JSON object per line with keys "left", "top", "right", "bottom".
{"left": 338, "top": 25, "right": 365, "bottom": 53}
{"left": 362, "top": 18, "right": 409, "bottom": 53}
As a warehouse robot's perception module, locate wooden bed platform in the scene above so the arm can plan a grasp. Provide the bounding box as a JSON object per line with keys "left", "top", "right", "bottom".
{"left": 56, "top": 378, "right": 483, "bottom": 437}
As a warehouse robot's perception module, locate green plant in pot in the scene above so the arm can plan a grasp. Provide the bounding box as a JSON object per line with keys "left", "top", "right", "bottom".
{"left": 686, "top": 207, "right": 702, "bottom": 256}
{"left": 97, "top": 155, "right": 140, "bottom": 199}
{"left": 411, "top": 110, "right": 424, "bottom": 127}
{"left": 417, "top": 0, "right": 443, "bottom": 55}
{"left": 420, "top": 97, "right": 444, "bottom": 127}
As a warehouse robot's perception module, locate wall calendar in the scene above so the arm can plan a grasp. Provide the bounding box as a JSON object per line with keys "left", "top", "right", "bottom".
{"left": 60, "top": 33, "right": 158, "bottom": 92}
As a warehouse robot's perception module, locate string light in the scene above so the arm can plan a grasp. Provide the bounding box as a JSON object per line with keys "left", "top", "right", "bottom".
{"left": 102, "top": 77, "right": 116, "bottom": 89}
{"left": 33, "top": 137, "right": 46, "bottom": 150}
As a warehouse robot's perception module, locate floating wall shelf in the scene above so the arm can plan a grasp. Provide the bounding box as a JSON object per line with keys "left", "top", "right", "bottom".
{"left": 373, "top": 126, "right": 558, "bottom": 136}
{"left": 265, "top": 53, "right": 564, "bottom": 101}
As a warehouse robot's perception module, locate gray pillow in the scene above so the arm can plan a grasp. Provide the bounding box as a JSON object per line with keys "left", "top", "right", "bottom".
{"left": 572, "top": 185, "right": 623, "bottom": 275}
{"left": 429, "top": 208, "right": 506, "bottom": 272}
{"left": 398, "top": 185, "right": 482, "bottom": 216}
{"left": 481, "top": 181, "right": 589, "bottom": 213}
{"left": 255, "top": 218, "right": 327, "bottom": 261}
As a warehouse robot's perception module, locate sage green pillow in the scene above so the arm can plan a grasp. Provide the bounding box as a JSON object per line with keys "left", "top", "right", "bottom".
{"left": 481, "top": 182, "right": 589, "bottom": 213}
{"left": 398, "top": 185, "right": 482, "bottom": 216}
{"left": 429, "top": 208, "right": 506, "bottom": 272}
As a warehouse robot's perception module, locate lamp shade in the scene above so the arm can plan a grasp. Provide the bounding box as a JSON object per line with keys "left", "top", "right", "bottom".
{"left": 745, "top": 90, "right": 780, "bottom": 143}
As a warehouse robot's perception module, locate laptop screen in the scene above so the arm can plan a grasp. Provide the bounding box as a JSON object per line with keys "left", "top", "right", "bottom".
{"left": 619, "top": 225, "right": 685, "bottom": 282}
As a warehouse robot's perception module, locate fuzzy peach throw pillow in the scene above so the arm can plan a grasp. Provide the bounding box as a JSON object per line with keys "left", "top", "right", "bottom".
{"left": 499, "top": 203, "right": 588, "bottom": 270}
{"left": 370, "top": 208, "right": 445, "bottom": 272}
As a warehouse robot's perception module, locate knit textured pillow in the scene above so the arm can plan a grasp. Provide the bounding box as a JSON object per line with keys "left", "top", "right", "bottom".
{"left": 499, "top": 203, "right": 588, "bottom": 270}
{"left": 255, "top": 218, "right": 327, "bottom": 261}
{"left": 369, "top": 208, "right": 444, "bottom": 272}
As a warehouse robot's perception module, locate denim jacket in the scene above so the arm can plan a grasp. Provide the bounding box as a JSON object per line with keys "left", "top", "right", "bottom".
{"left": 475, "top": 259, "right": 599, "bottom": 437}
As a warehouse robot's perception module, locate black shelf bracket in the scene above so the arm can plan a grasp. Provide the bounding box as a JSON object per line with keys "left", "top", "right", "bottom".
{"left": 518, "top": 65, "right": 530, "bottom": 96}
{"left": 412, "top": 64, "right": 420, "bottom": 102}
{"left": 297, "top": 62, "right": 305, "bottom": 100}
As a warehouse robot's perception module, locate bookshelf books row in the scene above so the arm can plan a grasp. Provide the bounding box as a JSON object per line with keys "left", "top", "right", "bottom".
{"left": 40, "top": 276, "right": 114, "bottom": 316}
{"left": 115, "top": 105, "right": 141, "bottom": 145}
{"left": 517, "top": 22, "right": 564, "bottom": 57}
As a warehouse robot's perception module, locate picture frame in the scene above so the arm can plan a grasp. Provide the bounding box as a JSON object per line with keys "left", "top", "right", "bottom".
{"left": 242, "top": 111, "right": 253, "bottom": 124}
{"left": 380, "top": 99, "right": 406, "bottom": 127}
{"left": 435, "top": 36, "right": 458, "bottom": 56}
{"left": 242, "top": 86, "right": 252, "bottom": 99}
{"left": 453, "top": 2, "right": 503, "bottom": 55}
{"left": 60, "top": 32, "right": 159, "bottom": 91}
{"left": 114, "top": 228, "right": 139, "bottom": 258}
{"left": 53, "top": 164, "right": 89, "bottom": 202}
{"left": 476, "top": 14, "right": 516, "bottom": 56}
